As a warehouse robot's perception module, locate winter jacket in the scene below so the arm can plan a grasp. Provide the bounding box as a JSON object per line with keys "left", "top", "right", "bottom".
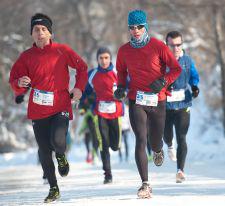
{"left": 166, "top": 53, "right": 199, "bottom": 110}
{"left": 83, "top": 63, "right": 123, "bottom": 119}
{"left": 9, "top": 41, "right": 88, "bottom": 120}
{"left": 116, "top": 37, "right": 182, "bottom": 101}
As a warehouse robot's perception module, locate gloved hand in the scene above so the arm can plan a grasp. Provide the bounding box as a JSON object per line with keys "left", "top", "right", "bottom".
{"left": 15, "top": 95, "right": 25, "bottom": 104}
{"left": 15, "top": 85, "right": 31, "bottom": 104}
{"left": 192, "top": 85, "right": 199, "bottom": 98}
{"left": 167, "top": 83, "right": 174, "bottom": 92}
{"left": 114, "top": 85, "right": 126, "bottom": 101}
{"left": 149, "top": 77, "right": 167, "bottom": 93}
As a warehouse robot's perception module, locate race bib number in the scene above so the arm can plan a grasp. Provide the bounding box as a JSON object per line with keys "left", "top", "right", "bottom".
{"left": 98, "top": 101, "right": 116, "bottom": 113}
{"left": 167, "top": 89, "right": 185, "bottom": 102}
{"left": 33, "top": 89, "right": 54, "bottom": 106}
{"left": 136, "top": 91, "right": 158, "bottom": 106}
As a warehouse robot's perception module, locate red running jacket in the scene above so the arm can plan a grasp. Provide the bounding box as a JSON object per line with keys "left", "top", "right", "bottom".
{"left": 9, "top": 41, "right": 88, "bottom": 120}
{"left": 89, "top": 68, "right": 123, "bottom": 119}
{"left": 116, "top": 37, "right": 182, "bottom": 101}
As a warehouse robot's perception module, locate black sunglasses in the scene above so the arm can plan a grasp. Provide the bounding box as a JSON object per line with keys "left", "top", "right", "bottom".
{"left": 168, "top": 43, "right": 182, "bottom": 48}
{"left": 129, "top": 25, "right": 145, "bottom": 30}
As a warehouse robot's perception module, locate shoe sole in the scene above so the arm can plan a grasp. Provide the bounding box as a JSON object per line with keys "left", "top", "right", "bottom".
{"left": 153, "top": 151, "right": 164, "bottom": 166}
{"left": 176, "top": 178, "right": 185, "bottom": 183}
{"left": 137, "top": 192, "right": 152, "bottom": 199}
{"left": 44, "top": 194, "right": 60, "bottom": 203}
{"left": 103, "top": 180, "right": 113, "bottom": 184}
{"left": 154, "top": 158, "right": 164, "bottom": 166}
{"left": 58, "top": 164, "right": 69, "bottom": 177}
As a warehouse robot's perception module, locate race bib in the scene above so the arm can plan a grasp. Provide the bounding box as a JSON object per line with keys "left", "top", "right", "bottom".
{"left": 136, "top": 91, "right": 158, "bottom": 106}
{"left": 33, "top": 89, "right": 54, "bottom": 106}
{"left": 98, "top": 101, "right": 116, "bottom": 113}
{"left": 167, "top": 89, "right": 185, "bottom": 102}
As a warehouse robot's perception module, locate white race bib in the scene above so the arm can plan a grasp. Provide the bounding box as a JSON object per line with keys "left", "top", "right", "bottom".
{"left": 136, "top": 91, "right": 158, "bottom": 106}
{"left": 98, "top": 101, "right": 116, "bottom": 113}
{"left": 167, "top": 89, "right": 185, "bottom": 102}
{"left": 33, "top": 89, "right": 54, "bottom": 106}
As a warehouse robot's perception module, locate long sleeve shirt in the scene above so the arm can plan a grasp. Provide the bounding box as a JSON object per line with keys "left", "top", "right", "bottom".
{"left": 83, "top": 65, "right": 123, "bottom": 119}
{"left": 116, "top": 37, "right": 182, "bottom": 101}
{"left": 9, "top": 41, "right": 88, "bottom": 120}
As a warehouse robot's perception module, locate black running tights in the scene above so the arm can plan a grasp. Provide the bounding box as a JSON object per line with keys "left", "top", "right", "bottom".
{"left": 129, "top": 100, "right": 166, "bottom": 182}
{"left": 32, "top": 112, "right": 69, "bottom": 187}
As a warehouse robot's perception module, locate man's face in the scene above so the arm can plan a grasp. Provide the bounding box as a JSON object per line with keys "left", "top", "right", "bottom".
{"left": 167, "top": 36, "right": 183, "bottom": 59}
{"left": 98, "top": 53, "right": 111, "bottom": 69}
{"left": 129, "top": 25, "right": 145, "bottom": 39}
{"left": 32, "top": 25, "right": 51, "bottom": 46}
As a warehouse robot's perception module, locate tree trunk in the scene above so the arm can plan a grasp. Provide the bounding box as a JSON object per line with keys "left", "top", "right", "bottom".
{"left": 212, "top": 4, "right": 225, "bottom": 137}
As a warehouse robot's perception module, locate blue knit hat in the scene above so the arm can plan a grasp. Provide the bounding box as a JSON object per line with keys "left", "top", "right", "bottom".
{"left": 128, "top": 10, "right": 149, "bottom": 31}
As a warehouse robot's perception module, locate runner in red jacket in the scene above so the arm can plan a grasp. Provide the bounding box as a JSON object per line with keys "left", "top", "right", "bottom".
{"left": 81, "top": 47, "right": 123, "bottom": 184}
{"left": 9, "top": 13, "right": 88, "bottom": 203}
{"left": 114, "top": 10, "right": 181, "bottom": 198}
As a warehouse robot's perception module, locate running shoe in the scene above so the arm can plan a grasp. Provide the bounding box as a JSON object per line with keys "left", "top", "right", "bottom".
{"left": 137, "top": 182, "right": 152, "bottom": 199}
{"left": 176, "top": 170, "right": 185, "bottom": 183}
{"left": 44, "top": 186, "right": 60, "bottom": 203}
{"left": 153, "top": 149, "right": 164, "bottom": 166}
{"left": 56, "top": 154, "right": 69, "bottom": 177}
{"left": 86, "top": 152, "right": 93, "bottom": 163}
{"left": 103, "top": 172, "right": 112, "bottom": 184}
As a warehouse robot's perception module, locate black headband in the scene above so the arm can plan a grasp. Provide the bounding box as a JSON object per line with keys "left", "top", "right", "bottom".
{"left": 31, "top": 18, "right": 52, "bottom": 34}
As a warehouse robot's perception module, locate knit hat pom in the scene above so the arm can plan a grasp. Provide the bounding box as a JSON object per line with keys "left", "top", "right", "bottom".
{"left": 128, "top": 10, "right": 149, "bottom": 31}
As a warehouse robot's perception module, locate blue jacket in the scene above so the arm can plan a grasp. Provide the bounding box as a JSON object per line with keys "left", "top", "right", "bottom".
{"left": 166, "top": 53, "right": 199, "bottom": 110}
{"left": 79, "top": 69, "right": 96, "bottom": 112}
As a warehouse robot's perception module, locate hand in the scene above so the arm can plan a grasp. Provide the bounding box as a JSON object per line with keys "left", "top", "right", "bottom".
{"left": 15, "top": 95, "right": 25, "bottom": 104}
{"left": 149, "top": 77, "right": 166, "bottom": 93}
{"left": 192, "top": 85, "right": 199, "bottom": 98}
{"left": 70, "top": 88, "right": 82, "bottom": 101}
{"left": 18, "top": 76, "right": 31, "bottom": 88}
{"left": 114, "top": 86, "right": 126, "bottom": 101}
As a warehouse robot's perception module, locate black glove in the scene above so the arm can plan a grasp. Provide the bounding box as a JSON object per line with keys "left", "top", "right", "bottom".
{"left": 167, "top": 83, "right": 174, "bottom": 92}
{"left": 114, "top": 85, "right": 126, "bottom": 101}
{"left": 15, "top": 85, "right": 31, "bottom": 104}
{"left": 192, "top": 85, "right": 199, "bottom": 98}
{"left": 149, "top": 77, "right": 166, "bottom": 93}
{"left": 15, "top": 95, "right": 25, "bottom": 104}
{"left": 70, "top": 93, "right": 74, "bottom": 99}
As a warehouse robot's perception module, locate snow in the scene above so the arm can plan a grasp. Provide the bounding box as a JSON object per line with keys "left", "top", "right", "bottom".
{"left": 1, "top": 95, "right": 225, "bottom": 205}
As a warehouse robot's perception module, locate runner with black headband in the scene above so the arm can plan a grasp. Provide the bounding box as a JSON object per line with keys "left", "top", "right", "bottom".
{"left": 9, "top": 13, "right": 88, "bottom": 203}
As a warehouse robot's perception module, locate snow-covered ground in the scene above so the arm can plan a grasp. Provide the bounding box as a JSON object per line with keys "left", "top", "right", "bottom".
{"left": 0, "top": 134, "right": 225, "bottom": 206}
{"left": 1, "top": 96, "right": 225, "bottom": 206}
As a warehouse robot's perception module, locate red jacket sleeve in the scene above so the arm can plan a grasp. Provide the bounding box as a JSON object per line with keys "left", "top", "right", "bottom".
{"left": 9, "top": 53, "right": 29, "bottom": 95}
{"left": 64, "top": 45, "right": 88, "bottom": 92}
{"left": 116, "top": 47, "right": 128, "bottom": 87}
{"left": 159, "top": 42, "right": 182, "bottom": 85}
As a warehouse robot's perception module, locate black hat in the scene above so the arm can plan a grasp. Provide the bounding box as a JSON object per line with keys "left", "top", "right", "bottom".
{"left": 31, "top": 13, "right": 52, "bottom": 35}
{"left": 96, "top": 47, "right": 112, "bottom": 60}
